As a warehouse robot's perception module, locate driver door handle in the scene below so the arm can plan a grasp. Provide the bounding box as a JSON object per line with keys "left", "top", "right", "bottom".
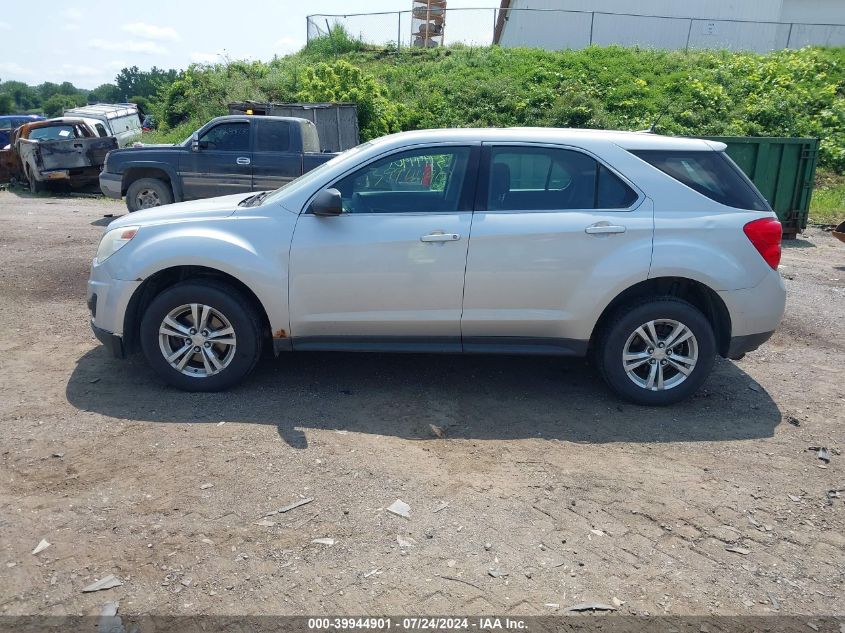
{"left": 236, "top": 156, "right": 251, "bottom": 165}
{"left": 421, "top": 232, "right": 461, "bottom": 242}
{"left": 585, "top": 223, "right": 626, "bottom": 235}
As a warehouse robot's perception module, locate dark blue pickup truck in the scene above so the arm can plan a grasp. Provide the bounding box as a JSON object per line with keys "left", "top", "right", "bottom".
{"left": 99, "top": 115, "right": 338, "bottom": 211}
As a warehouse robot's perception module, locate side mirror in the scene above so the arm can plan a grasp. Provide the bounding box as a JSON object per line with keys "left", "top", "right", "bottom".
{"left": 309, "top": 188, "right": 343, "bottom": 216}
{"left": 191, "top": 133, "right": 200, "bottom": 152}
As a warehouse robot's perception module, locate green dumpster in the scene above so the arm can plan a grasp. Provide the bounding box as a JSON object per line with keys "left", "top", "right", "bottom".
{"left": 703, "top": 136, "right": 819, "bottom": 239}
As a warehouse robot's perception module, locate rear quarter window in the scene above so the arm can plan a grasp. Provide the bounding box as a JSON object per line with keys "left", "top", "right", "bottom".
{"left": 631, "top": 149, "right": 770, "bottom": 211}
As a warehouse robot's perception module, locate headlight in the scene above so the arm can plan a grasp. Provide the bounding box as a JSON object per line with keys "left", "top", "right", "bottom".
{"left": 96, "top": 226, "right": 139, "bottom": 263}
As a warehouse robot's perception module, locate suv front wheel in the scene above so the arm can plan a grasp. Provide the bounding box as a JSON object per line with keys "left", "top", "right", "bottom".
{"left": 596, "top": 297, "right": 716, "bottom": 406}
{"left": 140, "top": 281, "right": 263, "bottom": 391}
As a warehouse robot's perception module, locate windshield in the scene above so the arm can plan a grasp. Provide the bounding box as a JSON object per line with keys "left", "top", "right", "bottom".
{"left": 262, "top": 142, "right": 374, "bottom": 205}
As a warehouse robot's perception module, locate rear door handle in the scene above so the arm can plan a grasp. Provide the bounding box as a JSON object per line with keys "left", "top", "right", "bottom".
{"left": 585, "top": 224, "right": 626, "bottom": 235}
{"left": 236, "top": 157, "right": 251, "bottom": 165}
{"left": 421, "top": 232, "right": 461, "bottom": 242}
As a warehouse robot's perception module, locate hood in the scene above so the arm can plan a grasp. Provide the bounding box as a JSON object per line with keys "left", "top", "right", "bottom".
{"left": 108, "top": 192, "right": 251, "bottom": 229}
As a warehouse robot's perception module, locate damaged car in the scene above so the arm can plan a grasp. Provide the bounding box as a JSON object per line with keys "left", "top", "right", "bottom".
{"left": 1, "top": 118, "right": 118, "bottom": 192}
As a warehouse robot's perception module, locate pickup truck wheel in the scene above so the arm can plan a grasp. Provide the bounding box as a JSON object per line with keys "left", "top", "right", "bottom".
{"left": 140, "top": 281, "right": 263, "bottom": 391}
{"left": 596, "top": 297, "right": 716, "bottom": 406}
{"left": 26, "top": 166, "right": 43, "bottom": 194}
{"left": 126, "top": 178, "right": 172, "bottom": 212}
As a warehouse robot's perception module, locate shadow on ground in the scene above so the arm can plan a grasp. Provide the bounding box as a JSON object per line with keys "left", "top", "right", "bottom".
{"left": 67, "top": 346, "right": 781, "bottom": 448}
{"left": 782, "top": 238, "right": 816, "bottom": 249}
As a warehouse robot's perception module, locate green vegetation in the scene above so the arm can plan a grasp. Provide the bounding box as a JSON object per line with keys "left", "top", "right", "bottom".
{"left": 810, "top": 171, "right": 845, "bottom": 224}
{"left": 0, "top": 66, "right": 178, "bottom": 117}
{"left": 4, "top": 25, "right": 845, "bottom": 177}
{"left": 143, "top": 33, "right": 845, "bottom": 172}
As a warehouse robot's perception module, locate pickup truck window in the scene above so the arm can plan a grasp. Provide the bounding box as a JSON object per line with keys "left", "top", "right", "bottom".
{"left": 488, "top": 146, "right": 636, "bottom": 211}
{"left": 255, "top": 120, "right": 290, "bottom": 152}
{"left": 199, "top": 122, "right": 249, "bottom": 152}
{"left": 334, "top": 147, "right": 472, "bottom": 214}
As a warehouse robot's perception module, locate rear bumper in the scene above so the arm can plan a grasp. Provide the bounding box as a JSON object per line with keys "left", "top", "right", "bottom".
{"left": 718, "top": 270, "right": 785, "bottom": 353}
{"left": 99, "top": 171, "right": 122, "bottom": 199}
{"left": 91, "top": 322, "right": 125, "bottom": 359}
{"left": 726, "top": 330, "right": 774, "bottom": 360}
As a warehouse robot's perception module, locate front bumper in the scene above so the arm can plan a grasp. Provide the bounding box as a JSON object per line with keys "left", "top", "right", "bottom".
{"left": 99, "top": 171, "right": 122, "bottom": 199}
{"left": 87, "top": 258, "right": 141, "bottom": 355}
{"left": 91, "top": 322, "right": 126, "bottom": 358}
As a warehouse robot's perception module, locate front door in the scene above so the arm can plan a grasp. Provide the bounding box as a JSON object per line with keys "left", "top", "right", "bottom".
{"left": 461, "top": 143, "right": 654, "bottom": 353}
{"left": 179, "top": 121, "right": 252, "bottom": 199}
{"left": 289, "top": 144, "right": 479, "bottom": 351}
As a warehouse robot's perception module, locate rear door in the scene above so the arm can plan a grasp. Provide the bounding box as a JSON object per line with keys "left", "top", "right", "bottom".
{"left": 252, "top": 118, "right": 301, "bottom": 191}
{"left": 179, "top": 121, "right": 252, "bottom": 199}
{"left": 461, "top": 143, "right": 653, "bottom": 352}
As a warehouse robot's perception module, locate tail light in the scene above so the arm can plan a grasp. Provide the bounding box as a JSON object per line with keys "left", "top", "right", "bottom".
{"left": 743, "top": 217, "right": 782, "bottom": 270}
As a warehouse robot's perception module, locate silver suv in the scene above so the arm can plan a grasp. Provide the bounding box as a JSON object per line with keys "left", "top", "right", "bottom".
{"left": 87, "top": 128, "right": 785, "bottom": 405}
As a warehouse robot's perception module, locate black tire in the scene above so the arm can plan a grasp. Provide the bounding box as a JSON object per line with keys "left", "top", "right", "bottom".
{"left": 26, "top": 166, "right": 43, "bottom": 194}
{"left": 140, "top": 281, "right": 263, "bottom": 391}
{"left": 596, "top": 297, "right": 716, "bottom": 406}
{"left": 126, "top": 177, "right": 173, "bottom": 212}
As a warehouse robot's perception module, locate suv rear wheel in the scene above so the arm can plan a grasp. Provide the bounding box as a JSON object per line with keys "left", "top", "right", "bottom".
{"left": 596, "top": 297, "right": 716, "bottom": 406}
{"left": 140, "top": 281, "right": 263, "bottom": 391}
{"left": 126, "top": 177, "right": 173, "bottom": 212}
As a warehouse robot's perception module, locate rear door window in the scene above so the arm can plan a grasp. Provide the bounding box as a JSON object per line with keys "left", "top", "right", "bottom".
{"left": 631, "top": 150, "right": 770, "bottom": 211}
{"left": 487, "top": 146, "right": 637, "bottom": 211}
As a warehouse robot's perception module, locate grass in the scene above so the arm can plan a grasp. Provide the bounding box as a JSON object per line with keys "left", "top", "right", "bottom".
{"left": 809, "top": 169, "right": 845, "bottom": 225}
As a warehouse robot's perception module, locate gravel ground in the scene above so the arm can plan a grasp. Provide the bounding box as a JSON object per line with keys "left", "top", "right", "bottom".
{"left": 0, "top": 190, "right": 843, "bottom": 617}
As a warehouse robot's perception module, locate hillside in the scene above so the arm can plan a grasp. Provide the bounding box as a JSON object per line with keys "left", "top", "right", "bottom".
{"left": 148, "top": 37, "right": 845, "bottom": 172}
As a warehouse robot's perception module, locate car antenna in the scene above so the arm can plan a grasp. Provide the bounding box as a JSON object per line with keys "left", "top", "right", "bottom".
{"left": 647, "top": 105, "right": 669, "bottom": 134}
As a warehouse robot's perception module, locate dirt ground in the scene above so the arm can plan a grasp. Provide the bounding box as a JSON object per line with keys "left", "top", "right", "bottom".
{"left": 0, "top": 190, "right": 843, "bottom": 617}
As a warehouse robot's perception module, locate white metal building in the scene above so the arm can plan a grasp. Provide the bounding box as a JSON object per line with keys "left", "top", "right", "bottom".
{"left": 493, "top": 0, "right": 845, "bottom": 52}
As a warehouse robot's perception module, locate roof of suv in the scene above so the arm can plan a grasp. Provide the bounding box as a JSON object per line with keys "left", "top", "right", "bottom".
{"left": 368, "top": 127, "right": 721, "bottom": 152}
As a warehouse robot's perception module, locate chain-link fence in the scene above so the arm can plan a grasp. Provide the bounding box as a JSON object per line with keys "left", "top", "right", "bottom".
{"left": 306, "top": 8, "right": 845, "bottom": 53}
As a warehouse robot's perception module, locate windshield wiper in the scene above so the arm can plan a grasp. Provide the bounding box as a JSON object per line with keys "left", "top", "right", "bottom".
{"left": 238, "top": 193, "right": 258, "bottom": 207}
{"left": 245, "top": 191, "right": 271, "bottom": 207}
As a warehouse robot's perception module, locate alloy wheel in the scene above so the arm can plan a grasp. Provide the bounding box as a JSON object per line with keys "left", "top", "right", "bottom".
{"left": 158, "top": 303, "right": 237, "bottom": 378}
{"left": 622, "top": 319, "right": 699, "bottom": 391}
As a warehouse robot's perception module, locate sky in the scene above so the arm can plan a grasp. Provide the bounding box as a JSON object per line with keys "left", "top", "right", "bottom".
{"left": 0, "top": 0, "right": 497, "bottom": 88}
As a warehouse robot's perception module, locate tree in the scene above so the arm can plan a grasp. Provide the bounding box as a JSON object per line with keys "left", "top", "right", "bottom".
{"left": 58, "top": 81, "right": 78, "bottom": 96}
{"left": 0, "top": 93, "right": 12, "bottom": 115}
{"left": 43, "top": 93, "right": 85, "bottom": 117}
{"left": 37, "top": 82, "right": 61, "bottom": 100}
{"left": 89, "top": 83, "right": 122, "bottom": 103}
{"left": 128, "top": 95, "right": 151, "bottom": 115}
{"left": 115, "top": 66, "right": 179, "bottom": 100}
{"left": 0, "top": 81, "right": 40, "bottom": 111}
{"left": 296, "top": 60, "right": 400, "bottom": 140}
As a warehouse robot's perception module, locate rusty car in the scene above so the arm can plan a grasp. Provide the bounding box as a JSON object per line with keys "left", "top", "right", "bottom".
{"left": 0, "top": 118, "right": 117, "bottom": 192}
